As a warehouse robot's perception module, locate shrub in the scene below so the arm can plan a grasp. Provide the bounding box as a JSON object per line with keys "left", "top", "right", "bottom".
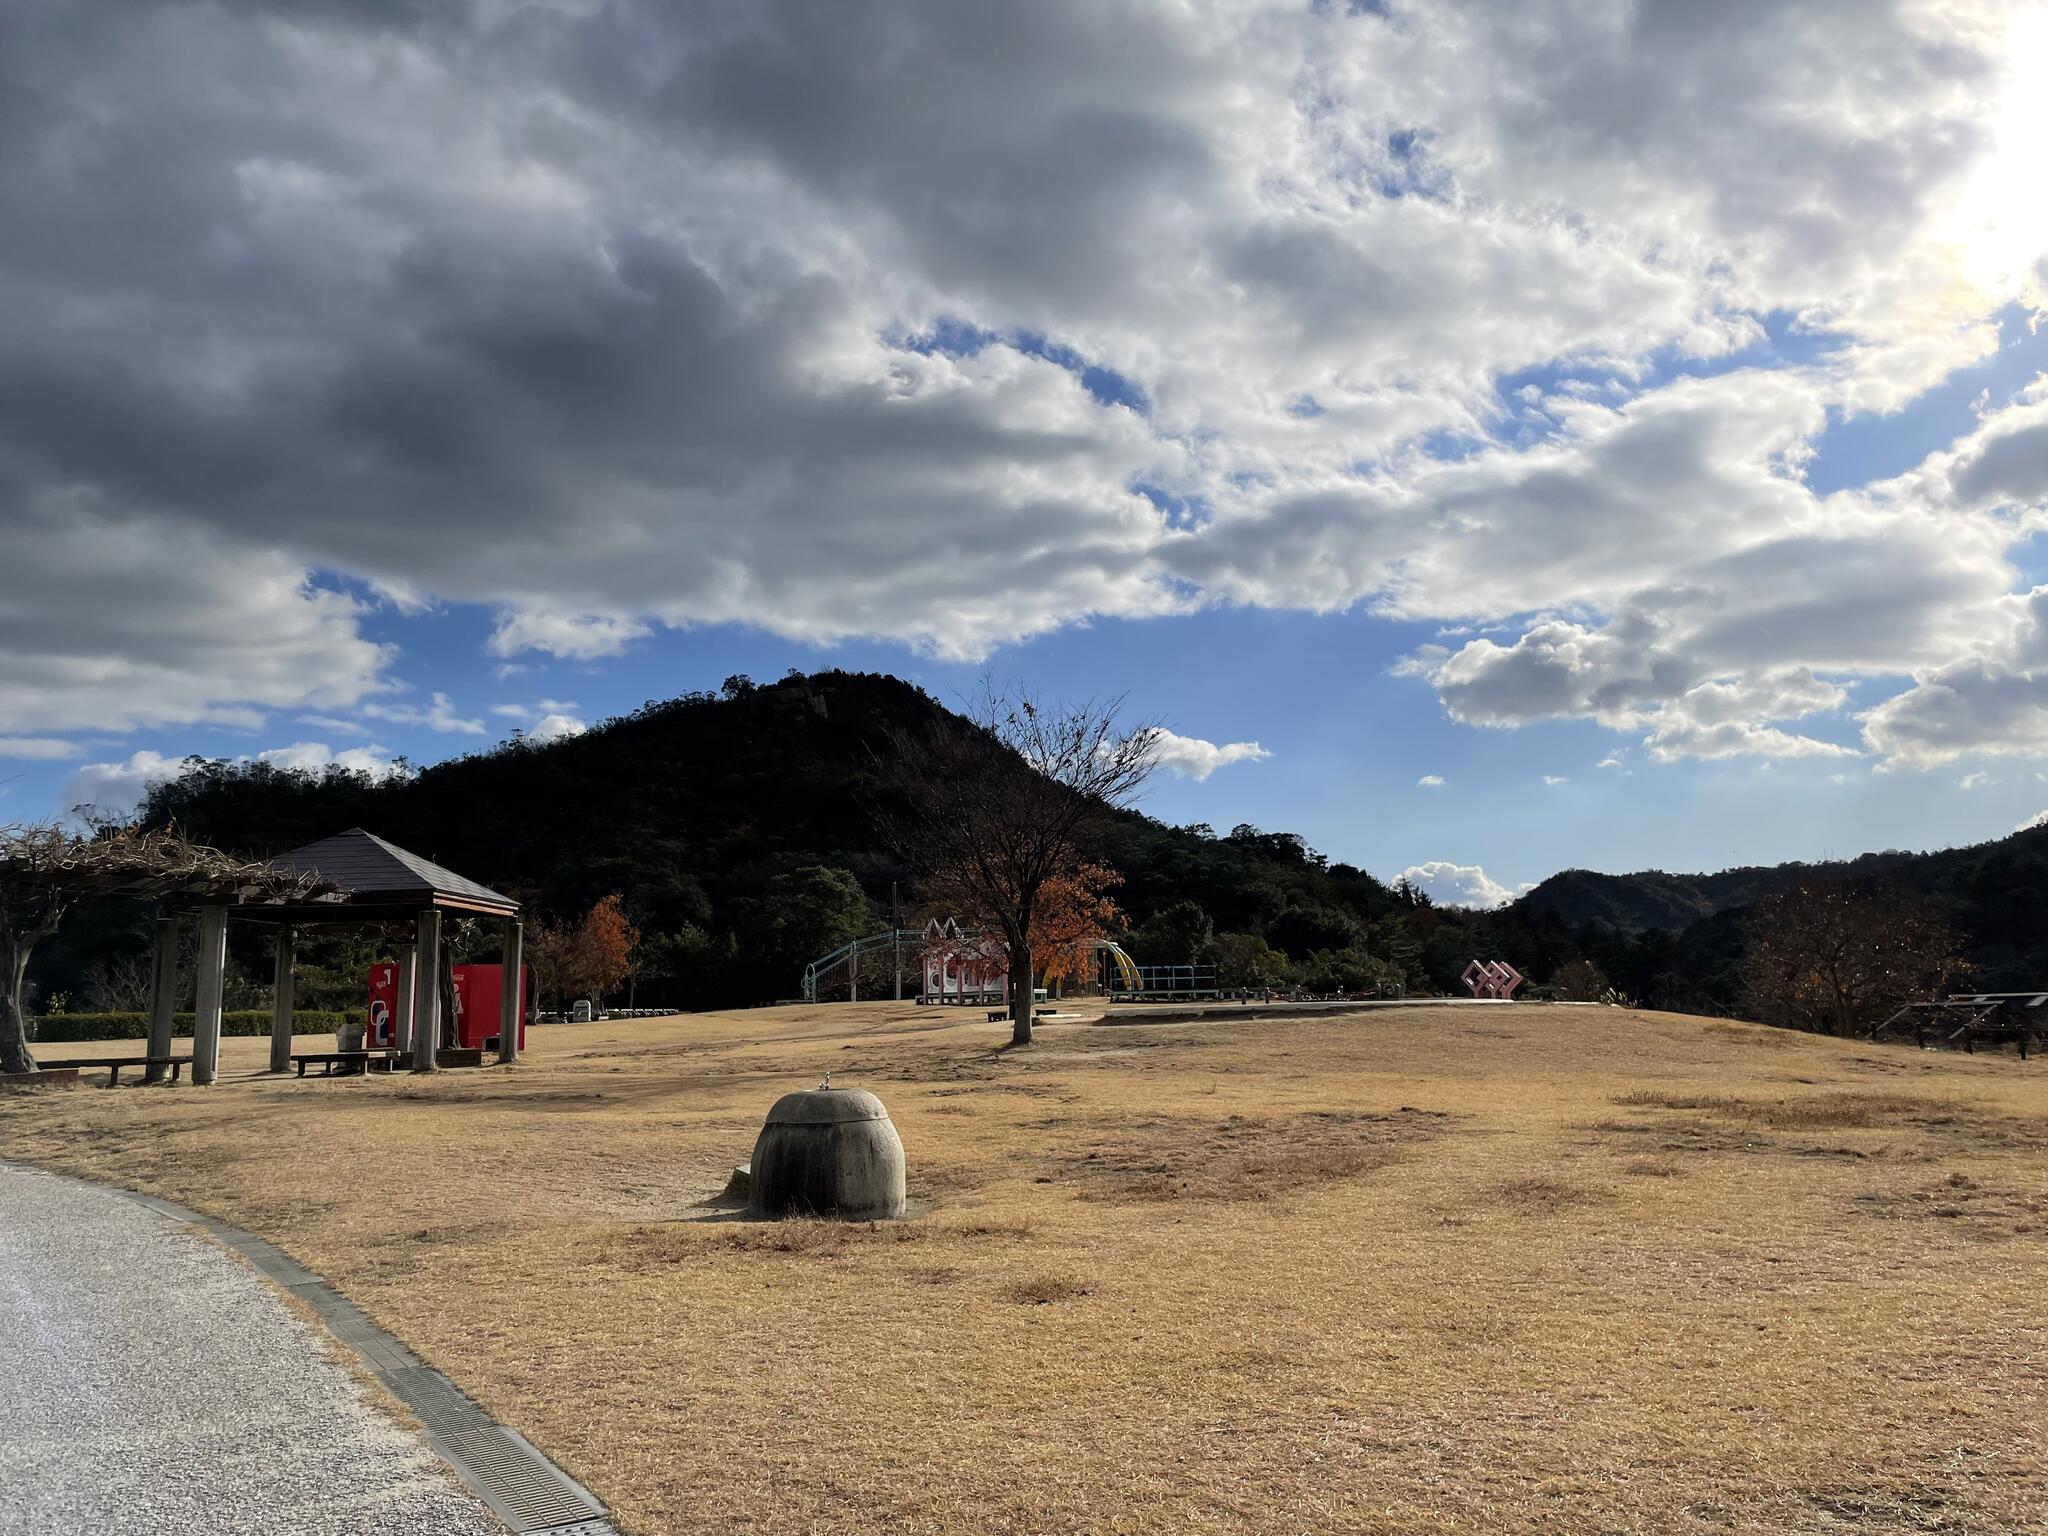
{"left": 32, "top": 1010, "right": 352, "bottom": 1043}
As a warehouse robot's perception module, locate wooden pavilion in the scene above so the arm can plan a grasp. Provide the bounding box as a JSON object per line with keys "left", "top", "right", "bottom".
{"left": 149, "top": 828, "right": 524, "bottom": 1085}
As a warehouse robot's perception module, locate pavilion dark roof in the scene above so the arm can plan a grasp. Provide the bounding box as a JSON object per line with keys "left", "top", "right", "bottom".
{"left": 265, "top": 828, "right": 518, "bottom": 915}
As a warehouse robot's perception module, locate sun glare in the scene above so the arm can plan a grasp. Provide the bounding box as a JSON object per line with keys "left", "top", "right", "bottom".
{"left": 1949, "top": 5, "right": 2048, "bottom": 301}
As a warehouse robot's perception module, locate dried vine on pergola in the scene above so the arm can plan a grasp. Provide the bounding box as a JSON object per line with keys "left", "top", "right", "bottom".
{"left": 0, "top": 821, "right": 332, "bottom": 1074}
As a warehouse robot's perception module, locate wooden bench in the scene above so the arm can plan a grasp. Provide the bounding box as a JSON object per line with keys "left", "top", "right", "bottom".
{"left": 38, "top": 1055, "right": 191, "bottom": 1086}
{"left": 294, "top": 1047, "right": 486, "bottom": 1076}
{"left": 294, "top": 1050, "right": 383, "bottom": 1077}
{"left": 387, "top": 1047, "right": 487, "bottom": 1070}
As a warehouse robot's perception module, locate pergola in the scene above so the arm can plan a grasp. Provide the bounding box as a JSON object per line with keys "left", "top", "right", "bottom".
{"left": 150, "top": 828, "right": 524, "bottom": 1085}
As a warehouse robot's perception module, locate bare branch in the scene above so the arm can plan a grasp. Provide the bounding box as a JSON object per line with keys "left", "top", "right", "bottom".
{"left": 871, "top": 684, "right": 1157, "bottom": 1043}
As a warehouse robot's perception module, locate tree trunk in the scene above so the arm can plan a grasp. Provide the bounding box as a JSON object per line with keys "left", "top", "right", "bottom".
{"left": 1, "top": 936, "right": 36, "bottom": 1074}
{"left": 1008, "top": 934, "right": 1034, "bottom": 1046}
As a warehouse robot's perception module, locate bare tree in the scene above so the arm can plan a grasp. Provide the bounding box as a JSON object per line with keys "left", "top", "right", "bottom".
{"left": 1743, "top": 879, "right": 1967, "bottom": 1037}
{"left": 877, "top": 685, "right": 1157, "bottom": 1044}
{"left": 0, "top": 822, "right": 324, "bottom": 1074}
{"left": 83, "top": 951, "right": 156, "bottom": 1012}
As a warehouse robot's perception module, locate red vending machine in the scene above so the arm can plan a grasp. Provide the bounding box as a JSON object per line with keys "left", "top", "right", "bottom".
{"left": 365, "top": 962, "right": 530, "bottom": 1050}
{"left": 453, "top": 963, "right": 530, "bottom": 1051}
{"left": 367, "top": 961, "right": 401, "bottom": 1048}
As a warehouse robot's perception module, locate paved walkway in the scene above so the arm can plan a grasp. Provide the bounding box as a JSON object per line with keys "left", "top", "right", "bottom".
{"left": 0, "top": 1164, "right": 505, "bottom": 1536}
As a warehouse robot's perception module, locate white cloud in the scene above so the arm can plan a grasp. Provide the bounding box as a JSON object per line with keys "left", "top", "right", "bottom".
{"left": 0, "top": 0, "right": 2042, "bottom": 769}
{"left": 1417, "top": 775, "right": 1445, "bottom": 788}
{"left": 530, "top": 714, "right": 588, "bottom": 744}
{"left": 1542, "top": 775, "right": 1569, "bottom": 786}
{"left": 360, "top": 691, "right": 484, "bottom": 735}
{"left": 491, "top": 698, "right": 580, "bottom": 720}
{"left": 62, "top": 751, "right": 188, "bottom": 816}
{"left": 488, "top": 613, "right": 652, "bottom": 662}
{"left": 0, "top": 499, "right": 393, "bottom": 737}
{"left": 254, "top": 742, "right": 399, "bottom": 777}
{"left": 0, "top": 738, "right": 81, "bottom": 760}
{"left": 1596, "top": 756, "right": 1624, "bottom": 771}
{"left": 1401, "top": 861, "right": 1517, "bottom": 910}
{"left": 2018, "top": 809, "right": 2048, "bottom": 831}
{"left": 493, "top": 700, "right": 590, "bottom": 743}
{"left": 1144, "top": 728, "right": 1271, "bottom": 782}
{"left": 1960, "top": 770, "right": 1991, "bottom": 790}
{"left": 64, "top": 741, "right": 399, "bottom": 816}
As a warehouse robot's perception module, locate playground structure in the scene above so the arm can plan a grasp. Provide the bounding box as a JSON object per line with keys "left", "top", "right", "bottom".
{"left": 801, "top": 917, "right": 1143, "bottom": 1006}
{"left": 1105, "top": 961, "right": 1219, "bottom": 1002}
{"left": 1462, "top": 959, "right": 1524, "bottom": 1000}
{"left": 800, "top": 927, "right": 926, "bottom": 1004}
{"left": 1871, "top": 990, "right": 2045, "bottom": 1060}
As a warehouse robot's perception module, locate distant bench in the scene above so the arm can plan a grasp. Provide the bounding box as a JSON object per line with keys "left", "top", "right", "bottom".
{"left": 293, "top": 1050, "right": 390, "bottom": 1077}
{"left": 37, "top": 1055, "right": 191, "bottom": 1086}
{"left": 291, "top": 1047, "right": 487, "bottom": 1077}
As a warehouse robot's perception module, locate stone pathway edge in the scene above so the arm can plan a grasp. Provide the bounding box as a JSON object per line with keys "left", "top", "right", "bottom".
{"left": 1, "top": 1159, "right": 618, "bottom": 1536}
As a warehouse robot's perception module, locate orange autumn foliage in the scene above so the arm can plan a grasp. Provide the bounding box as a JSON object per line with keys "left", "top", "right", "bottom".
{"left": 922, "top": 859, "right": 1123, "bottom": 987}
{"left": 1030, "top": 862, "right": 1124, "bottom": 985}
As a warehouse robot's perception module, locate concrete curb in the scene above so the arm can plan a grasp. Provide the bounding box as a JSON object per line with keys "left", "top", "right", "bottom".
{"left": 2, "top": 1161, "right": 616, "bottom": 1536}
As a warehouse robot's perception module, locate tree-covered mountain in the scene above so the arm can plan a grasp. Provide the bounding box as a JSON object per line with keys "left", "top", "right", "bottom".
{"left": 24, "top": 668, "right": 2048, "bottom": 1021}
{"left": 38, "top": 672, "right": 1433, "bottom": 1012}
{"left": 1517, "top": 830, "right": 2048, "bottom": 1009}
{"left": 1517, "top": 847, "right": 1933, "bottom": 933}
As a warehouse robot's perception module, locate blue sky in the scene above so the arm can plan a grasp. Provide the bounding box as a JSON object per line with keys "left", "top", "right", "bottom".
{"left": 6, "top": 2, "right": 2048, "bottom": 907}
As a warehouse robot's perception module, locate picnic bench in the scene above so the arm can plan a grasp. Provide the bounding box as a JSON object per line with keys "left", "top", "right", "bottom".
{"left": 37, "top": 1055, "right": 192, "bottom": 1086}
{"left": 291, "top": 1046, "right": 487, "bottom": 1077}
{"left": 292, "top": 1050, "right": 392, "bottom": 1077}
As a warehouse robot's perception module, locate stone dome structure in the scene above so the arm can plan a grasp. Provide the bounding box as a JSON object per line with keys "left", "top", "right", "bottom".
{"left": 749, "top": 1086, "right": 907, "bottom": 1220}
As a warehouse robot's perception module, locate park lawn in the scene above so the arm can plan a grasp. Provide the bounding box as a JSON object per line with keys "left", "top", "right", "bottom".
{"left": 3, "top": 1001, "right": 2046, "bottom": 1535}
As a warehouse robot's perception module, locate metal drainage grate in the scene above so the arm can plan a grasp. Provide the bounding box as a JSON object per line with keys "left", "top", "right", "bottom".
{"left": 437, "top": 1426, "right": 607, "bottom": 1531}
{"left": 385, "top": 1366, "right": 496, "bottom": 1435}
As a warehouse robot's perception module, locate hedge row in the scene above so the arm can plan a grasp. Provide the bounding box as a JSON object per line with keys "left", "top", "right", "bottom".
{"left": 33, "top": 1010, "right": 352, "bottom": 1043}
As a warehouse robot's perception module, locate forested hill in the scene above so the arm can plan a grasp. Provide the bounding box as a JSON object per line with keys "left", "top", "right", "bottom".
{"left": 102, "top": 671, "right": 1436, "bottom": 1010}
{"left": 1520, "top": 833, "right": 2043, "bottom": 943}
{"left": 1516, "top": 827, "right": 2048, "bottom": 1000}
{"left": 28, "top": 667, "right": 2048, "bottom": 1018}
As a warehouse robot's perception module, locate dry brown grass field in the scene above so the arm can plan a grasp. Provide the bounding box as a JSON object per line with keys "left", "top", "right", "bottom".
{"left": 4, "top": 1002, "right": 2046, "bottom": 1535}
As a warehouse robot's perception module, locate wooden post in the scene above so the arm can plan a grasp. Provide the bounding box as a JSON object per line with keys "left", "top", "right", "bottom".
{"left": 267, "top": 927, "right": 296, "bottom": 1074}
{"left": 190, "top": 905, "right": 229, "bottom": 1087}
{"left": 411, "top": 909, "right": 441, "bottom": 1073}
{"left": 142, "top": 915, "right": 180, "bottom": 1084}
{"left": 393, "top": 941, "right": 416, "bottom": 1053}
{"left": 498, "top": 917, "right": 522, "bottom": 1065}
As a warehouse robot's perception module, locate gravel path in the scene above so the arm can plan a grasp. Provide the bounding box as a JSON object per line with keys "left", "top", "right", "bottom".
{"left": 0, "top": 1165, "right": 505, "bottom": 1536}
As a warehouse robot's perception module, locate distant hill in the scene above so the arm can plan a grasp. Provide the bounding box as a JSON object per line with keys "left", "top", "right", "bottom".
{"left": 1513, "top": 869, "right": 1721, "bottom": 932}
{"left": 1517, "top": 837, "right": 2029, "bottom": 935}
{"left": 1514, "top": 828, "right": 2048, "bottom": 1000}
